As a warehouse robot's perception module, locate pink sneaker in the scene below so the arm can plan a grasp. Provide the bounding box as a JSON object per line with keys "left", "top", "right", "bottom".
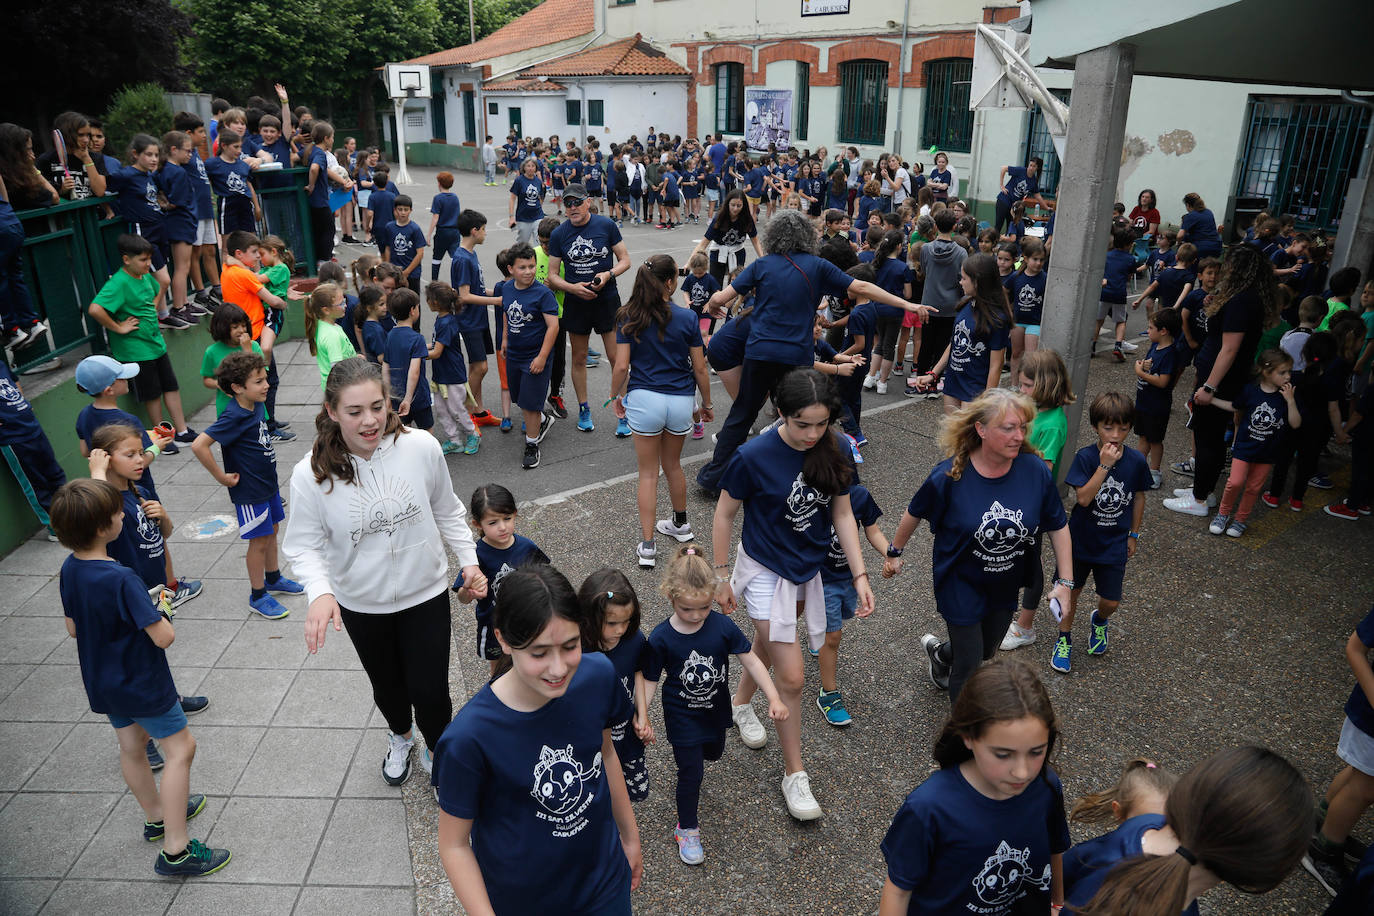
{"left": 691, "top": 421, "right": 705, "bottom": 439}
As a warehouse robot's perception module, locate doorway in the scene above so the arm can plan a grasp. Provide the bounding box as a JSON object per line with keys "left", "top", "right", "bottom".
{"left": 509, "top": 107, "right": 522, "bottom": 139}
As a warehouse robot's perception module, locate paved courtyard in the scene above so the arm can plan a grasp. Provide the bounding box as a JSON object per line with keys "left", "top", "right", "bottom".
{"left": 0, "top": 168, "right": 1370, "bottom": 914}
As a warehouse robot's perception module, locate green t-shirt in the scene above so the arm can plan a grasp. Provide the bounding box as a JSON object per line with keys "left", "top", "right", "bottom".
{"left": 534, "top": 245, "right": 566, "bottom": 316}
{"left": 201, "top": 339, "right": 264, "bottom": 416}
{"left": 1255, "top": 319, "right": 1291, "bottom": 364}
{"left": 314, "top": 321, "right": 357, "bottom": 390}
{"left": 1318, "top": 298, "right": 1349, "bottom": 332}
{"left": 93, "top": 269, "right": 165, "bottom": 362}
{"left": 259, "top": 263, "right": 291, "bottom": 301}
{"left": 1029, "top": 405, "right": 1067, "bottom": 476}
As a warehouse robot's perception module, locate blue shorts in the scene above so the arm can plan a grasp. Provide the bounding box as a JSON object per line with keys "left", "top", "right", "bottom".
{"left": 108, "top": 699, "right": 188, "bottom": 739}
{"left": 623, "top": 389, "right": 694, "bottom": 436}
{"left": 1072, "top": 557, "right": 1126, "bottom": 603}
{"left": 1019, "top": 324, "right": 1041, "bottom": 337}
{"left": 705, "top": 189, "right": 720, "bottom": 203}
{"left": 508, "top": 359, "right": 552, "bottom": 413}
{"left": 823, "top": 579, "right": 857, "bottom": 632}
{"left": 461, "top": 328, "right": 493, "bottom": 364}
{"left": 1338, "top": 716, "right": 1374, "bottom": 777}
{"left": 236, "top": 493, "right": 285, "bottom": 540}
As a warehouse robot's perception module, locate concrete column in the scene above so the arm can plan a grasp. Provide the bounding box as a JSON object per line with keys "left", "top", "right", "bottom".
{"left": 1040, "top": 43, "right": 1135, "bottom": 481}
{"left": 1333, "top": 115, "right": 1374, "bottom": 281}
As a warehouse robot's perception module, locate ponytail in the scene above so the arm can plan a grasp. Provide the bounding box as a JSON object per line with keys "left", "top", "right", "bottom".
{"left": 617, "top": 254, "right": 676, "bottom": 342}
{"left": 305, "top": 283, "right": 341, "bottom": 357}
{"left": 876, "top": 229, "right": 903, "bottom": 263}
{"left": 773, "top": 368, "right": 852, "bottom": 496}
{"left": 426, "top": 280, "right": 458, "bottom": 316}
{"left": 1069, "top": 757, "right": 1177, "bottom": 825}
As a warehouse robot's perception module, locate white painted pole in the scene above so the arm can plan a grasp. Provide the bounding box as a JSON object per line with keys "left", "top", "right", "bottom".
{"left": 395, "top": 97, "right": 412, "bottom": 186}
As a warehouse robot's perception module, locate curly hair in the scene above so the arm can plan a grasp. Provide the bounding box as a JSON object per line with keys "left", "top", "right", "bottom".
{"left": 937, "top": 388, "right": 1038, "bottom": 480}
{"left": 761, "top": 209, "right": 818, "bottom": 256}
{"left": 1206, "top": 244, "right": 1280, "bottom": 327}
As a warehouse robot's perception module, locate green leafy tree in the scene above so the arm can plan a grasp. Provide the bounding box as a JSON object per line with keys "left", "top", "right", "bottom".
{"left": 341, "top": 0, "right": 440, "bottom": 146}
{"left": 102, "top": 84, "right": 176, "bottom": 159}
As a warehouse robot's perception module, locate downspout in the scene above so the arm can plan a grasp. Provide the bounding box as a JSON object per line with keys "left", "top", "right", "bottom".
{"left": 892, "top": 0, "right": 912, "bottom": 154}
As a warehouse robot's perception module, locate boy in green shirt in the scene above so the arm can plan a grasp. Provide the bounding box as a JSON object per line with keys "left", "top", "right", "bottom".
{"left": 87, "top": 235, "right": 198, "bottom": 454}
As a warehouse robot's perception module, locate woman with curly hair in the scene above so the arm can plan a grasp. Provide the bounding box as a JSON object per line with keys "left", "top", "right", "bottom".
{"left": 1164, "top": 244, "right": 1281, "bottom": 517}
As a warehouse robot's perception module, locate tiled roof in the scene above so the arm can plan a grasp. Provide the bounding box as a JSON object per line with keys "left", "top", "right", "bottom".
{"left": 401, "top": 0, "right": 594, "bottom": 68}
{"left": 523, "top": 34, "right": 689, "bottom": 77}
{"left": 484, "top": 78, "right": 567, "bottom": 92}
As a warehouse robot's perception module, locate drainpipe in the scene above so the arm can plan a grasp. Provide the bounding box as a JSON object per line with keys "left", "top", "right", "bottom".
{"left": 891, "top": 0, "right": 912, "bottom": 154}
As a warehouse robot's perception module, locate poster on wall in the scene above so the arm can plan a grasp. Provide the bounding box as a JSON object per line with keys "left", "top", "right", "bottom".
{"left": 801, "top": 0, "right": 849, "bottom": 15}
{"left": 745, "top": 89, "right": 793, "bottom": 152}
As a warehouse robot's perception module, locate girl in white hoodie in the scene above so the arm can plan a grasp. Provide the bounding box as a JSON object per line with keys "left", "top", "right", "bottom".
{"left": 282, "top": 356, "right": 487, "bottom": 786}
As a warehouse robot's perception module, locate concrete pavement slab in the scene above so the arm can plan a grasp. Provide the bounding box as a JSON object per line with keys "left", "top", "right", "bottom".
{"left": 0, "top": 879, "right": 56, "bottom": 915}
{"left": 0, "top": 792, "right": 120, "bottom": 878}
{"left": 201, "top": 796, "right": 332, "bottom": 885}
{"left": 234, "top": 727, "right": 359, "bottom": 798}
{"left": 166, "top": 882, "right": 300, "bottom": 915}
{"left": 69, "top": 793, "right": 226, "bottom": 880}
{"left": 306, "top": 798, "right": 413, "bottom": 887}
{"left": 271, "top": 670, "right": 375, "bottom": 730}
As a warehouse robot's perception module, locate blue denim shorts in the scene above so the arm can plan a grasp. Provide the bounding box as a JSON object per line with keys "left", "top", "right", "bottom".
{"left": 823, "top": 579, "right": 858, "bottom": 632}
{"left": 108, "top": 699, "right": 188, "bottom": 739}
{"left": 1339, "top": 717, "right": 1374, "bottom": 777}
{"left": 623, "top": 388, "right": 694, "bottom": 436}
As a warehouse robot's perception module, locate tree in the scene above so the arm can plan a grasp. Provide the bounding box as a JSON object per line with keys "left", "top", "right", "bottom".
{"left": 434, "top": 0, "right": 543, "bottom": 54}
{"left": 340, "top": 0, "right": 440, "bottom": 147}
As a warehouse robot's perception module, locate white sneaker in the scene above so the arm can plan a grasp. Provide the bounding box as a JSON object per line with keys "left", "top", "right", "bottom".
{"left": 1171, "top": 488, "right": 1217, "bottom": 507}
{"left": 1119, "top": 339, "right": 1139, "bottom": 352}
{"left": 1163, "top": 495, "right": 1210, "bottom": 517}
{"left": 382, "top": 731, "right": 414, "bottom": 785}
{"left": 655, "top": 519, "right": 695, "bottom": 542}
{"left": 637, "top": 542, "right": 657, "bottom": 568}
{"left": 732, "top": 702, "right": 767, "bottom": 748}
{"left": 875, "top": 380, "right": 888, "bottom": 395}
{"left": 1000, "top": 622, "right": 1036, "bottom": 651}
{"left": 1149, "top": 470, "right": 1162, "bottom": 490}
{"left": 781, "top": 770, "right": 823, "bottom": 821}
{"left": 862, "top": 374, "right": 877, "bottom": 390}
{"left": 419, "top": 745, "right": 433, "bottom": 776}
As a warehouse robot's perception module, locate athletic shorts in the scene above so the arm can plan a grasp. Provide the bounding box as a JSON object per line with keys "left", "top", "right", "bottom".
{"left": 705, "top": 189, "right": 720, "bottom": 203}
{"left": 1338, "top": 716, "right": 1374, "bottom": 777}
{"left": 663, "top": 197, "right": 680, "bottom": 208}
{"left": 508, "top": 360, "right": 552, "bottom": 413}
{"left": 1019, "top": 323, "right": 1041, "bottom": 337}
{"left": 236, "top": 492, "right": 285, "bottom": 540}
{"left": 740, "top": 566, "right": 780, "bottom": 622}
{"left": 195, "top": 218, "right": 218, "bottom": 246}
{"left": 395, "top": 401, "right": 434, "bottom": 431}
{"left": 823, "top": 579, "right": 857, "bottom": 632}
{"left": 131, "top": 353, "right": 179, "bottom": 402}
{"left": 129, "top": 222, "right": 168, "bottom": 271}
{"left": 561, "top": 292, "right": 619, "bottom": 336}
{"left": 623, "top": 389, "right": 694, "bottom": 436}
{"left": 461, "top": 329, "right": 493, "bottom": 364}
{"left": 902, "top": 309, "right": 923, "bottom": 329}
{"left": 219, "top": 198, "right": 256, "bottom": 236}
{"left": 108, "top": 699, "right": 188, "bottom": 739}
{"left": 1134, "top": 410, "right": 1170, "bottom": 443}
{"left": 745, "top": 196, "right": 761, "bottom": 207}
{"left": 1072, "top": 557, "right": 1126, "bottom": 603}
{"left": 1097, "top": 300, "right": 1127, "bottom": 324}
{"left": 476, "top": 618, "right": 503, "bottom": 661}
{"left": 164, "top": 212, "right": 197, "bottom": 245}
{"left": 265, "top": 306, "right": 286, "bottom": 337}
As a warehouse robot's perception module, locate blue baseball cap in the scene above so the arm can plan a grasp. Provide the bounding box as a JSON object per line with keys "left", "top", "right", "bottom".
{"left": 75, "top": 355, "right": 139, "bottom": 395}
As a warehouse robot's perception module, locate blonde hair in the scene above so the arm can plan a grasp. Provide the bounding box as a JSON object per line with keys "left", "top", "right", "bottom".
{"left": 305, "top": 283, "right": 342, "bottom": 357}
{"left": 659, "top": 544, "right": 715, "bottom": 601}
{"left": 1070, "top": 757, "right": 1178, "bottom": 825}
{"left": 937, "top": 389, "right": 1038, "bottom": 480}
{"left": 1018, "top": 349, "right": 1075, "bottom": 410}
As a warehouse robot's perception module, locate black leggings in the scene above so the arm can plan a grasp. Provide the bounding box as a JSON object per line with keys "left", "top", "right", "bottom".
{"left": 1190, "top": 401, "right": 1232, "bottom": 500}
{"left": 993, "top": 198, "right": 1015, "bottom": 236}
{"left": 1268, "top": 422, "right": 1331, "bottom": 501}
{"left": 340, "top": 590, "right": 452, "bottom": 751}
{"left": 709, "top": 248, "right": 745, "bottom": 287}
{"left": 697, "top": 358, "right": 797, "bottom": 490}
{"left": 672, "top": 736, "right": 726, "bottom": 829}
{"left": 550, "top": 327, "right": 567, "bottom": 398}
{"left": 1020, "top": 533, "right": 1045, "bottom": 612}
{"left": 310, "top": 205, "right": 335, "bottom": 265}
{"left": 937, "top": 605, "right": 1016, "bottom": 703}
{"left": 265, "top": 354, "right": 280, "bottom": 428}
{"left": 917, "top": 316, "right": 955, "bottom": 375}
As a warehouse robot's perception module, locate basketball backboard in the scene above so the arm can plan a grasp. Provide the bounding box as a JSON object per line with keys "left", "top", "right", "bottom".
{"left": 385, "top": 63, "right": 432, "bottom": 99}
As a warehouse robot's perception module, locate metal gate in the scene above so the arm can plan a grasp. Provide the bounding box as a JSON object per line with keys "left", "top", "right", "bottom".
{"left": 1235, "top": 96, "right": 1370, "bottom": 233}
{"left": 1022, "top": 89, "right": 1071, "bottom": 196}
{"left": 838, "top": 60, "right": 889, "bottom": 146}
{"left": 921, "top": 59, "right": 973, "bottom": 153}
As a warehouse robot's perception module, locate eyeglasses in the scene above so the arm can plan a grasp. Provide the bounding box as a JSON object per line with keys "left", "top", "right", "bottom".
{"left": 564, "top": 196, "right": 587, "bottom": 207}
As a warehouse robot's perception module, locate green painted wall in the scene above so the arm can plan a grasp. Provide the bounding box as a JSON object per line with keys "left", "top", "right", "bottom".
{"left": 404, "top": 142, "right": 480, "bottom": 171}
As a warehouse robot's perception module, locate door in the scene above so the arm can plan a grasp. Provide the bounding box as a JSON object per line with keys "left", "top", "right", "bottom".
{"left": 463, "top": 91, "right": 477, "bottom": 144}
{"left": 431, "top": 88, "right": 448, "bottom": 142}
{"left": 509, "top": 107, "right": 522, "bottom": 139}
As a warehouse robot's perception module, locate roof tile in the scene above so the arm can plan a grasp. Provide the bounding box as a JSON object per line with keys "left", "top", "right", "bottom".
{"left": 484, "top": 78, "right": 568, "bottom": 92}
{"left": 402, "top": 0, "right": 594, "bottom": 69}
{"left": 523, "top": 34, "right": 689, "bottom": 77}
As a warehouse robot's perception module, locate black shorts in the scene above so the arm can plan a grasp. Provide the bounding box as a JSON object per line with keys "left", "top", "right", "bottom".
{"left": 265, "top": 306, "right": 286, "bottom": 336}
{"left": 460, "top": 328, "right": 493, "bottom": 364}
{"left": 476, "top": 619, "right": 503, "bottom": 661}
{"left": 663, "top": 196, "right": 680, "bottom": 208}
{"left": 132, "top": 353, "right": 179, "bottom": 402}
{"left": 1072, "top": 557, "right": 1126, "bottom": 603}
{"left": 561, "top": 291, "right": 619, "bottom": 336}
{"left": 394, "top": 400, "right": 433, "bottom": 431}
{"left": 1134, "top": 410, "right": 1170, "bottom": 443}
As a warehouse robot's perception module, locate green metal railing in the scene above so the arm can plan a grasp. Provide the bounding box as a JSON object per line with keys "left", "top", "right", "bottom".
{"left": 1022, "top": 89, "right": 1072, "bottom": 196}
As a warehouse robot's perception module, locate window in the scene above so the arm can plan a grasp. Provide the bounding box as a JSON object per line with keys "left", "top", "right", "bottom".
{"left": 566, "top": 100, "right": 582, "bottom": 125}
{"left": 838, "top": 60, "right": 888, "bottom": 146}
{"left": 1022, "top": 89, "right": 1070, "bottom": 195}
{"left": 795, "top": 62, "right": 810, "bottom": 142}
{"left": 588, "top": 99, "right": 605, "bottom": 127}
{"left": 488, "top": 101, "right": 498, "bottom": 115}
{"left": 715, "top": 62, "right": 744, "bottom": 134}
{"left": 922, "top": 58, "right": 974, "bottom": 153}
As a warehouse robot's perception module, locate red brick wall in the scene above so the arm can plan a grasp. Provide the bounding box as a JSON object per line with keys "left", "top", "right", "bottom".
{"left": 908, "top": 34, "right": 975, "bottom": 87}
{"left": 758, "top": 40, "right": 828, "bottom": 86}
{"left": 828, "top": 38, "right": 902, "bottom": 87}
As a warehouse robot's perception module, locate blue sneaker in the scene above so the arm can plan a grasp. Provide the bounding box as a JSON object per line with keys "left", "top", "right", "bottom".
{"left": 144, "top": 794, "right": 207, "bottom": 841}
{"left": 1050, "top": 634, "right": 1072, "bottom": 673}
{"left": 499, "top": 417, "right": 513, "bottom": 433}
{"left": 249, "top": 594, "right": 290, "bottom": 619}
{"left": 266, "top": 575, "right": 304, "bottom": 594}
{"left": 154, "top": 838, "right": 232, "bottom": 877}
{"left": 146, "top": 739, "right": 164, "bottom": 771}
{"left": 674, "top": 825, "right": 704, "bottom": 866}
{"left": 1308, "top": 474, "right": 1334, "bottom": 490}
{"left": 169, "top": 579, "right": 202, "bottom": 609}
{"left": 179, "top": 695, "right": 210, "bottom": 715}
{"left": 852, "top": 430, "right": 868, "bottom": 448}
{"left": 440, "top": 439, "right": 461, "bottom": 455}
{"left": 1088, "top": 614, "right": 1109, "bottom": 656}
{"left": 463, "top": 433, "right": 481, "bottom": 455}
{"left": 816, "top": 689, "right": 852, "bottom": 727}
{"left": 588, "top": 348, "right": 602, "bottom": 358}
{"left": 577, "top": 405, "right": 595, "bottom": 431}
{"left": 615, "top": 418, "right": 632, "bottom": 438}
{"left": 585, "top": 355, "right": 599, "bottom": 368}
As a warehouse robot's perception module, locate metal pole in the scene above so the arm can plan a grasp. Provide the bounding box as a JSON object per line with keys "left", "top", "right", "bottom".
{"left": 892, "top": 0, "right": 911, "bottom": 154}
{"left": 469, "top": 0, "right": 476, "bottom": 45}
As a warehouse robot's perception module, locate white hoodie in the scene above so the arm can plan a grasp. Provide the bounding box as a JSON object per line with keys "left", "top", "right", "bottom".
{"left": 281, "top": 428, "right": 479, "bottom": 614}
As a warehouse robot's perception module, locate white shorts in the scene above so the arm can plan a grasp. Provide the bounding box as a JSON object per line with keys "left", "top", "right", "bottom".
{"left": 623, "top": 389, "right": 694, "bottom": 436}
{"left": 741, "top": 565, "right": 781, "bottom": 622}
{"left": 195, "top": 219, "right": 218, "bottom": 246}
{"left": 1339, "top": 717, "right": 1374, "bottom": 776}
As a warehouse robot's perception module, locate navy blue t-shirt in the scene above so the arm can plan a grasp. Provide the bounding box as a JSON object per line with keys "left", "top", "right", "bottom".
{"left": 604, "top": 631, "right": 647, "bottom": 761}
{"left": 1346, "top": 606, "right": 1374, "bottom": 737}
{"left": 928, "top": 168, "right": 954, "bottom": 200}
{"left": 944, "top": 303, "right": 1011, "bottom": 403}
{"left": 189, "top": 151, "right": 215, "bottom": 220}
{"left": 204, "top": 156, "right": 253, "bottom": 202}
{"left": 255, "top": 137, "right": 294, "bottom": 189}
{"left": 1066, "top": 445, "right": 1152, "bottom": 565}
{"left": 107, "top": 484, "right": 167, "bottom": 589}
{"left": 431, "top": 191, "right": 461, "bottom": 228}
{"left": 997, "top": 166, "right": 1039, "bottom": 207}
{"left": 705, "top": 309, "right": 752, "bottom": 370}
{"left": 306, "top": 147, "right": 330, "bottom": 207}
{"left": 369, "top": 188, "right": 397, "bottom": 236}
{"left": 204, "top": 400, "right": 279, "bottom": 505}
{"left": 450, "top": 247, "right": 491, "bottom": 334}
{"left": 385, "top": 326, "right": 432, "bottom": 410}
{"left": 361, "top": 320, "right": 387, "bottom": 364}
{"left": 1181, "top": 209, "right": 1221, "bottom": 254}
{"left": 742, "top": 167, "right": 766, "bottom": 197}
{"left": 662, "top": 171, "right": 679, "bottom": 201}
{"left": 1135, "top": 342, "right": 1178, "bottom": 416}
{"left": 1195, "top": 289, "right": 1265, "bottom": 399}
{"left": 502, "top": 281, "right": 559, "bottom": 363}
{"left": 843, "top": 301, "right": 879, "bottom": 363}
{"left": 584, "top": 162, "right": 605, "bottom": 192}
{"left": 1179, "top": 288, "right": 1209, "bottom": 350}
{"left": 75, "top": 405, "right": 157, "bottom": 499}
{"left": 1063, "top": 814, "right": 1200, "bottom": 916}
{"left": 1153, "top": 266, "right": 1195, "bottom": 312}
{"left": 547, "top": 216, "right": 624, "bottom": 299}
{"left": 680, "top": 273, "right": 721, "bottom": 314}
{"left": 822, "top": 484, "right": 882, "bottom": 584}
{"left": 61, "top": 556, "right": 176, "bottom": 717}
{"left": 108, "top": 166, "right": 163, "bottom": 225}
{"left": 909, "top": 454, "right": 1066, "bottom": 626}
{"left": 157, "top": 162, "right": 196, "bottom": 235}
{"left": 431, "top": 313, "right": 467, "bottom": 385}
{"left": 874, "top": 257, "right": 909, "bottom": 321}
{"left": 617, "top": 306, "right": 703, "bottom": 396}
{"left": 0, "top": 363, "right": 44, "bottom": 444}
{"left": 720, "top": 428, "right": 846, "bottom": 583}
{"left": 1009, "top": 272, "right": 1047, "bottom": 326}
{"left": 385, "top": 221, "right": 427, "bottom": 278}
{"left": 510, "top": 176, "right": 546, "bottom": 222}
{"left": 460, "top": 534, "right": 550, "bottom": 625}
{"left": 1145, "top": 247, "right": 1175, "bottom": 282}
{"left": 432, "top": 653, "right": 631, "bottom": 915}
{"left": 1230, "top": 383, "right": 1291, "bottom": 463}
{"left": 1101, "top": 249, "right": 1136, "bottom": 303}
{"left": 881, "top": 766, "right": 1071, "bottom": 916}
{"left": 644, "top": 612, "right": 751, "bottom": 746}
{"left": 732, "top": 254, "right": 853, "bottom": 365}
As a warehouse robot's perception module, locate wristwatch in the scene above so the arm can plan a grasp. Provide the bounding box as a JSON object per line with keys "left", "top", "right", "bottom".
{"left": 1052, "top": 577, "right": 1076, "bottom": 589}
{"left": 1201, "top": 383, "right": 1217, "bottom": 394}
{"left": 886, "top": 545, "right": 904, "bottom": 558}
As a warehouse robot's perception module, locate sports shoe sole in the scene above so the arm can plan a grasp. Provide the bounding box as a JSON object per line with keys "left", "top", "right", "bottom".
{"left": 655, "top": 520, "right": 694, "bottom": 542}
{"left": 1301, "top": 854, "right": 1344, "bottom": 896}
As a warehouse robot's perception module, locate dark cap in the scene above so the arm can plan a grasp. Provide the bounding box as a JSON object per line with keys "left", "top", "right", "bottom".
{"left": 562, "top": 182, "right": 588, "bottom": 204}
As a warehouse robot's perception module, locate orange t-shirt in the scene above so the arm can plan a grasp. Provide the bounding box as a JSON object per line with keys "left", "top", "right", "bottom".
{"left": 221, "top": 263, "right": 266, "bottom": 339}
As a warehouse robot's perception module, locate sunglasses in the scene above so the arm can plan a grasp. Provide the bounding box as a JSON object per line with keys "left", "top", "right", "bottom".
{"left": 564, "top": 196, "right": 587, "bottom": 207}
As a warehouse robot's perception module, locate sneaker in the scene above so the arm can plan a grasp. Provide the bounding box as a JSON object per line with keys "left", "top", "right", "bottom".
{"left": 1171, "top": 458, "right": 1195, "bottom": 476}
{"left": 1000, "top": 622, "right": 1036, "bottom": 651}
{"left": 144, "top": 794, "right": 207, "bottom": 841}
{"left": 853, "top": 431, "right": 868, "bottom": 448}
{"left": 249, "top": 594, "right": 290, "bottom": 619}
{"left": 1163, "top": 495, "right": 1210, "bottom": 517}
{"left": 522, "top": 442, "right": 540, "bottom": 469}
{"left": 781, "top": 770, "right": 823, "bottom": 821}
{"left": 903, "top": 384, "right": 922, "bottom": 398}
{"left": 1119, "top": 339, "right": 1139, "bottom": 352}
{"left": 1050, "top": 634, "right": 1072, "bottom": 673}
{"left": 154, "top": 838, "right": 232, "bottom": 877}
{"left": 146, "top": 739, "right": 164, "bottom": 771}
{"left": 731, "top": 703, "right": 767, "bottom": 748}
{"left": 1171, "top": 487, "right": 1217, "bottom": 507}
{"left": 534, "top": 413, "right": 557, "bottom": 444}
{"left": 875, "top": 379, "right": 888, "bottom": 395}
{"left": 463, "top": 432, "right": 481, "bottom": 455}
{"left": 471, "top": 411, "right": 501, "bottom": 428}
{"left": 271, "top": 420, "right": 291, "bottom": 430}
{"left": 585, "top": 355, "right": 600, "bottom": 368}
{"left": 1308, "top": 474, "right": 1334, "bottom": 490}
{"left": 382, "top": 731, "right": 414, "bottom": 786}
{"left": 158, "top": 313, "right": 192, "bottom": 331}
{"left": 174, "top": 428, "right": 198, "bottom": 444}
{"left": 499, "top": 417, "right": 513, "bottom": 433}
{"left": 862, "top": 374, "right": 877, "bottom": 390}
{"left": 268, "top": 427, "right": 297, "bottom": 442}
{"left": 691, "top": 420, "right": 705, "bottom": 439}
{"left": 169, "top": 579, "right": 203, "bottom": 608}
{"left": 1208, "top": 513, "right": 1230, "bottom": 535}
{"left": 655, "top": 519, "right": 694, "bottom": 542}
{"left": 1149, "top": 470, "right": 1162, "bottom": 490}
{"left": 1225, "top": 519, "right": 1248, "bottom": 537}
{"left": 181, "top": 301, "right": 210, "bottom": 318}
{"left": 1325, "top": 503, "right": 1366, "bottom": 523}
{"left": 1260, "top": 491, "right": 1280, "bottom": 509}
{"left": 160, "top": 439, "right": 180, "bottom": 455}
{"left": 675, "top": 825, "right": 705, "bottom": 865}
{"left": 1303, "top": 843, "right": 1349, "bottom": 897}
{"left": 179, "top": 695, "right": 210, "bottom": 715}
{"left": 1289, "top": 497, "right": 1304, "bottom": 512}
{"left": 1088, "top": 615, "right": 1109, "bottom": 655}
{"left": 577, "top": 404, "right": 595, "bottom": 431}
{"left": 547, "top": 394, "right": 568, "bottom": 419}
{"left": 1360, "top": 505, "right": 1372, "bottom": 516}
{"left": 441, "top": 439, "right": 461, "bottom": 455}
{"left": 892, "top": 362, "right": 905, "bottom": 376}
{"left": 419, "top": 745, "right": 433, "bottom": 776}
{"left": 615, "top": 418, "right": 633, "bottom": 438}
{"left": 266, "top": 575, "right": 304, "bottom": 594}
{"left": 923, "top": 389, "right": 942, "bottom": 401}
{"left": 636, "top": 541, "right": 657, "bottom": 568}
{"left": 2, "top": 326, "right": 31, "bottom": 349}
{"left": 920, "top": 634, "right": 950, "bottom": 690}
{"left": 816, "top": 689, "right": 852, "bottom": 727}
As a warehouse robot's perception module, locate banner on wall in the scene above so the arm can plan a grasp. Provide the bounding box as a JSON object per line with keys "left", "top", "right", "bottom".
{"left": 745, "top": 89, "right": 793, "bottom": 152}
{"left": 801, "top": 0, "right": 849, "bottom": 15}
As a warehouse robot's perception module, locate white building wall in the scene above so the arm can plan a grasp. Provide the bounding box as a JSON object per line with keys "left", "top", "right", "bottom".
{"left": 577, "top": 80, "right": 687, "bottom": 146}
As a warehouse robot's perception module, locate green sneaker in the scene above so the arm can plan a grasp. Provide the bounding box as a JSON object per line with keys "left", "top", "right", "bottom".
{"left": 440, "top": 440, "right": 461, "bottom": 455}
{"left": 816, "top": 689, "right": 852, "bottom": 727}
{"left": 144, "top": 793, "right": 207, "bottom": 841}
{"left": 1050, "top": 634, "right": 1072, "bottom": 673}
{"left": 462, "top": 432, "right": 481, "bottom": 455}
{"left": 1088, "top": 613, "right": 1110, "bottom": 655}
{"left": 154, "top": 838, "right": 231, "bottom": 877}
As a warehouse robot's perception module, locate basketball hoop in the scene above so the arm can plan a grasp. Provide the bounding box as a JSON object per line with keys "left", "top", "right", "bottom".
{"left": 384, "top": 63, "right": 432, "bottom": 185}
{"left": 971, "top": 24, "right": 1069, "bottom": 161}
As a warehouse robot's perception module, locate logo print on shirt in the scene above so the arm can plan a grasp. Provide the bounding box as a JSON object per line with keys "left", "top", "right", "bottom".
{"left": 785, "top": 473, "right": 829, "bottom": 532}
{"left": 523, "top": 183, "right": 541, "bottom": 206}
{"left": 349, "top": 475, "right": 424, "bottom": 545}
{"left": 143, "top": 179, "right": 158, "bottom": 207}
{"left": 530, "top": 744, "right": 603, "bottom": 838}
{"left": 951, "top": 320, "right": 987, "bottom": 360}
{"left": 1016, "top": 283, "right": 1042, "bottom": 313}
{"left": 1094, "top": 477, "right": 1128, "bottom": 521}
{"left": 565, "top": 234, "right": 609, "bottom": 268}
{"left": 971, "top": 840, "right": 1052, "bottom": 907}
{"left": 391, "top": 233, "right": 412, "bottom": 260}
{"left": 226, "top": 171, "right": 248, "bottom": 196}
{"left": 505, "top": 300, "right": 533, "bottom": 337}
{"left": 135, "top": 503, "right": 163, "bottom": 550}
{"left": 1249, "top": 401, "right": 1282, "bottom": 437}
{"left": 678, "top": 649, "right": 722, "bottom": 704}
{"left": 973, "top": 501, "right": 1031, "bottom": 558}
{"left": 0, "top": 377, "right": 27, "bottom": 411}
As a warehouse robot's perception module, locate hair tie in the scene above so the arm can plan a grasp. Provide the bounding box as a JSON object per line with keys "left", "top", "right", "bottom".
{"left": 684, "top": 547, "right": 696, "bottom": 555}
{"left": 1175, "top": 846, "right": 1198, "bottom": 866}
{"left": 606, "top": 591, "right": 615, "bottom": 600}
{"left": 1145, "top": 762, "right": 1156, "bottom": 769}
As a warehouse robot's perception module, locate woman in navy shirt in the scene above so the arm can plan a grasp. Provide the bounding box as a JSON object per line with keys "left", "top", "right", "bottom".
{"left": 885, "top": 388, "right": 1073, "bottom": 702}
{"left": 508, "top": 157, "right": 546, "bottom": 247}
{"left": 994, "top": 157, "right": 1046, "bottom": 236}
{"left": 1177, "top": 192, "right": 1223, "bottom": 258}
{"left": 609, "top": 255, "right": 713, "bottom": 568}
{"left": 689, "top": 190, "right": 762, "bottom": 287}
